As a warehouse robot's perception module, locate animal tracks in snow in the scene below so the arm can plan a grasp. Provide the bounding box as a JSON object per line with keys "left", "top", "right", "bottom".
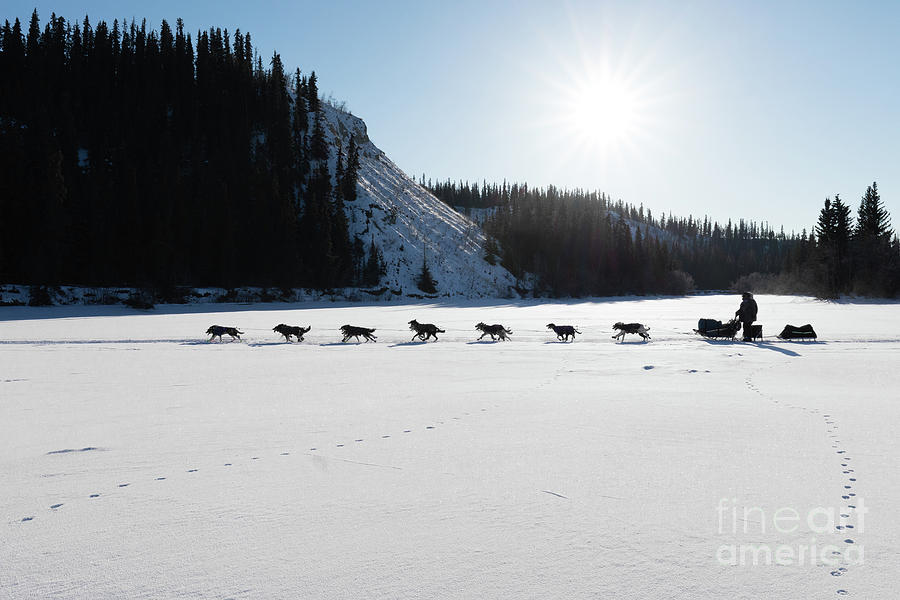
{"left": 18, "top": 409, "right": 487, "bottom": 524}
{"left": 745, "top": 371, "right": 864, "bottom": 597}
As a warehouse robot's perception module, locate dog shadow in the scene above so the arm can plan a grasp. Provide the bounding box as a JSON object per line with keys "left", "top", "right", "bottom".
{"left": 544, "top": 340, "right": 573, "bottom": 344}
{"left": 318, "top": 341, "right": 373, "bottom": 347}
{"left": 465, "top": 340, "right": 504, "bottom": 345}
{"left": 181, "top": 339, "right": 243, "bottom": 346}
{"left": 246, "top": 341, "right": 299, "bottom": 347}
{"left": 388, "top": 341, "right": 430, "bottom": 348}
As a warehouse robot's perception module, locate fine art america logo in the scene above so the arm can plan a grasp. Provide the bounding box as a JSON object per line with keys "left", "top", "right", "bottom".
{"left": 715, "top": 498, "right": 866, "bottom": 566}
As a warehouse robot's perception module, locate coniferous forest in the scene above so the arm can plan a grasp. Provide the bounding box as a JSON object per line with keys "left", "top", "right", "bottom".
{"left": 0, "top": 11, "right": 360, "bottom": 293}
{"left": 2, "top": 11, "right": 899, "bottom": 300}
{"left": 426, "top": 179, "right": 900, "bottom": 298}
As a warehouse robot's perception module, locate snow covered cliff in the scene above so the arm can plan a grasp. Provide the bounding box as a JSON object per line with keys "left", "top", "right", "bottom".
{"left": 319, "top": 104, "right": 521, "bottom": 298}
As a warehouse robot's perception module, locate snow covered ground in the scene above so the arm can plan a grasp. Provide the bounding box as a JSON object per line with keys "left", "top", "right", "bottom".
{"left": 1, "top": 294, "right": 898, "bottom": 599}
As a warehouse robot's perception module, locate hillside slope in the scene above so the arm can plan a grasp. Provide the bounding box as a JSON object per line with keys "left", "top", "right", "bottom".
{"left": 320, "top": 104, "right": 520, "bottom": 298}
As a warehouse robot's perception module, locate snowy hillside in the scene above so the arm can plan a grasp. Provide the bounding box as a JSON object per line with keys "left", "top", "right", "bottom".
{"left": 319, "top": 104, "right": 520, "bottom": 298}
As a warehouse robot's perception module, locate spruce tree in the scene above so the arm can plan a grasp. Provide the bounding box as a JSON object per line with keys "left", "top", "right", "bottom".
{"left": 309, "top": 111, "right": 328, "bottom": 161}
{"left": 341, "top": 135, "right": 360, "bottom": 202}
{"left": 855, "top": 182, "right": 892, "bottom": 240}
{"left": 417, "top": 250, "right": 438, "bottom": 294}
{"left": 363, "top": 237, "right": 384, "bottom": 286}
{"left": 329, "top": 146, "right": 353, "bottom": 285}
{"left": 816, "top": 195, "right": 853, "bottom": 295}
{"left": 291, "top": 69, "right": 308, "bottom": 164}
{"left": 853, "top": 182, "right": 894, "bottom": 294}
{"left": 307, "top": 70, "right": 319, "bottom": 114}
{"left": 351, "top": 236, "right": 365, "bottom": 284}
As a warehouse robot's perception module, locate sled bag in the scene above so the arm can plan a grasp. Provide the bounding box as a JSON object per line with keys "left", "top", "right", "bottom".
{"left": 697, "top": 318, "right": 723, "bottom": 334}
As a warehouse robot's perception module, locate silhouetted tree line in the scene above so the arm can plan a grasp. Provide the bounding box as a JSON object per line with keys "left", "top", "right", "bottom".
{"left": 425, "top": 178, "right": 900, "bottom": 297}
{"left": 807, "top": 184, "right": 900, "bottom": 297}
{"left": 0, "top": 11, "right": 373, "bottom": 292}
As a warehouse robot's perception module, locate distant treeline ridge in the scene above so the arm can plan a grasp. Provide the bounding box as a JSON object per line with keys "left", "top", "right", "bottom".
{"left": 424, "top": 177, "right": 900, "bottom": 297}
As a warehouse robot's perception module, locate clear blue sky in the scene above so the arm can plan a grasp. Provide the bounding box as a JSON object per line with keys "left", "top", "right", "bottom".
{"left": 6, "top": 0, "right": 899, "bottom": 233}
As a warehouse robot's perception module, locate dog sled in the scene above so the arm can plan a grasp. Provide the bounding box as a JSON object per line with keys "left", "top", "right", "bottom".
{"left": 694, "top": 318, "right": 741, "bottom": 340}
{"left": 777, "top": 324, "right": 817, "bottom": 340}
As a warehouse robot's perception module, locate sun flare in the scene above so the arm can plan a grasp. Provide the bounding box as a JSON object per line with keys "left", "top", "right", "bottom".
{"left": 562, "top": 75, "right": 640, "bottom": 150}
{"left": 529, "top": 31, "right": 669, "bottom": 175}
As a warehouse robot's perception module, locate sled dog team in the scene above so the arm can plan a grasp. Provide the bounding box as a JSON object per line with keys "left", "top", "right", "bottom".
{"left": 205, "top": 293, "right": 817, "bottom": 344}
{"left": 206, "top": 320, "right": 651, "bottom": 343}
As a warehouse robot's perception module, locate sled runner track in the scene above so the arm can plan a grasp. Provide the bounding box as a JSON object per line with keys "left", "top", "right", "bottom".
{"left": 542, "top": 490, "right": 568, "bottom": 499}
{"left": 15, "top": 407, "right": 492, "bottom": 524}
{"left": 0, "top": 338, "right": 211, "bottom": 346}
{"left": 745, "top": 369, "right": 863, "bottom": 597}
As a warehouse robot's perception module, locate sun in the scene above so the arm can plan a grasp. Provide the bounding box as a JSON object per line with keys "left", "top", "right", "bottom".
{"left": 561, "top": 75, "right": 640, "bottom": 150}
{"left": 525, "top": 29, "right": 671, "bottom": 177}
